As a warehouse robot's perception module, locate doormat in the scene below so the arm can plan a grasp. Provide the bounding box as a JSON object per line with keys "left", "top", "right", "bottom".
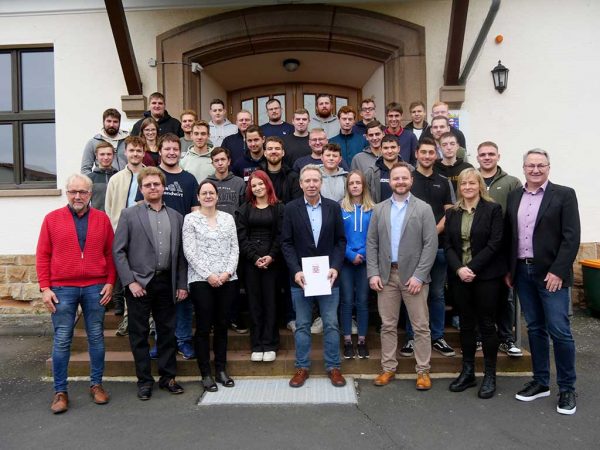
{"left": 198, "top": 377, "right": 357, "bottom": 405}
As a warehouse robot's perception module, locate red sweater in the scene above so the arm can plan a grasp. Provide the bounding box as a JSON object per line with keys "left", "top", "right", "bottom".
{"left": 36, "top": 206, "right": 116, "bottom": 289}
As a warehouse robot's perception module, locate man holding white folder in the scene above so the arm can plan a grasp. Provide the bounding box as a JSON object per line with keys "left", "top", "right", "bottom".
{"left": 281, "top": 164, "right": 347, "bottom": 388}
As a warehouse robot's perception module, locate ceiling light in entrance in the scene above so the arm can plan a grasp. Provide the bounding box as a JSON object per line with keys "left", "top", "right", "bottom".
{"left": 283, "top": 58, "right": 300, "bottom": 72}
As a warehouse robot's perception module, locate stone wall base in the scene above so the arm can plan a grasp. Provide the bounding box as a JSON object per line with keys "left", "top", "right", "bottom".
{"left": 1, "top": 244, "right": 598, "bottom": 313}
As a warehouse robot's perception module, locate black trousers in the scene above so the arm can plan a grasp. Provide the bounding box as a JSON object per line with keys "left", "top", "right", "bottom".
{"left": 126, "top": 273, "right": 176, "bottom": 387}
{"left": 451, "top": 276, "right": 501, "bottom": 369}
{"left": 190, "top": 280, "right": 236, "bottom": 376}
{"left": 245, "top": 263, "right": 280, "bottom": 352}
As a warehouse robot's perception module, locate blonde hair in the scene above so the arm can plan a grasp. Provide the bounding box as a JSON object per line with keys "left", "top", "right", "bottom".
{"left": 341, "top": 170, "right": 375, "bottom": 212}
{"left": 453, "top": 168, "right": 494, "bottom": 210}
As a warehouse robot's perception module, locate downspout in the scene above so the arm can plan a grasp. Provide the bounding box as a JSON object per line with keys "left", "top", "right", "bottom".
{"left": 458, "top": 0, "right": 501, "bottom": 85}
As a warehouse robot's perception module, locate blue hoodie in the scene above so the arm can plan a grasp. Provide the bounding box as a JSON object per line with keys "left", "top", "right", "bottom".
{"left": 341, "top": 204, "right": 372, "bottom": 263}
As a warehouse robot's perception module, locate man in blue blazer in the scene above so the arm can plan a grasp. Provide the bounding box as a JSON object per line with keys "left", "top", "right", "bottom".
{"left": 281, "top": 164, "right": 347, "bottom": 388}
{"left": 505, "top": 149, "right": 580, "bottom": 415}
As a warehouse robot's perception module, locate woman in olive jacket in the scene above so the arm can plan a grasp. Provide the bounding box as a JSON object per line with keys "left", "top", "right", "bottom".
{"left": 444, "top": 168, "right": 505, "bottom": 399}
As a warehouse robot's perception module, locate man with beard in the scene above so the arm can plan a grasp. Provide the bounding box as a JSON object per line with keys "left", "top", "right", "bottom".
{"left": 131, "top": 92, "right": 183, "bottom": 137}
{"left": 283, "top": 108, "right": 312, "bottom": 166}
{"left": 231, "top": 125, "right": 266, "bottom": 182}
{"left": 366, "top": 162, "right": 437, "bottom": 390}
{"left": 260, "top": 98, "right": 294, "bottom": 138}
{"left": 260, "top": 136, "right": 301, "bottom": 204}
{"left": 309, "top": 94, "right": 339, "bottom": 138}
{"left": 81, "top": 108, "right": 129, "bottom": 175}
{"left": 222, "top": 109, "right": 254, "bottom": 165}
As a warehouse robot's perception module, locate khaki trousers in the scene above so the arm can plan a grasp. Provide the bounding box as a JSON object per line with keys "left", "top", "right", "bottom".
{"left": 377, "top": 267, "right": 431, "bottom": 373}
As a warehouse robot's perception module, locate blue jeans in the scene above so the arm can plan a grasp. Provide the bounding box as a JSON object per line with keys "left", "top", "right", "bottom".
{"left": 339, "top": 262, "right": 369, "bottom": 337}
{"left": 291, "top": 286, "right": 340, "bottom": 370}
{"left": 515, "top": 261, "right": 576, "bottom": 391}
{"left": 50, "top": 284, "right": 105, "bottom": 392}
{"left": 175, "top": 298, "right": 193, "bottom": 347}
{"left": 406, "top": 248, "right": 446, "bottom": 340}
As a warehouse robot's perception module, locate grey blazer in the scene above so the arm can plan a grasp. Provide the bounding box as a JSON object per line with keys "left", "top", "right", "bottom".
{"left": 113, "top": 203, "right": 188, "bottom": 301}
{"left": 366, "top": 195, "right": 438, "bottom": 285}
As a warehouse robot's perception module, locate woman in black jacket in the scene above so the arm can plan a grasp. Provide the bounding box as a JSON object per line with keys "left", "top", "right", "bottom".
{"left": 444, "top": 168, "right": 505, "bottom": 399}
{"left": 236, "top": 170, "right": 284, "bottom": 363}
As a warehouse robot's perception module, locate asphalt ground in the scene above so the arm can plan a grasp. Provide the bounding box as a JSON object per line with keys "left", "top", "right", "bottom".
{"left": 1, "top": 311, "right": 599, "bottom": 450}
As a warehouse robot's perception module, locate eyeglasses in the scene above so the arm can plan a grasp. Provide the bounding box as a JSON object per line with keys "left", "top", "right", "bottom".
{"left": 524, "top": 164, "right": 549, "bottom": 171}
{"left": 310, "top": 138, "right": 326, "bottom": 142}
{"left": 66, "top": 190, "right": 90, "bottom": 196}
{"left": 142, "top": 182, "right": 163, "bottom": 188}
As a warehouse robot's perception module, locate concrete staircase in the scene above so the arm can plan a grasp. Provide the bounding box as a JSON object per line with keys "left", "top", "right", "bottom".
{"left": 47, "top": 311, "right": 531, "bottom": 377}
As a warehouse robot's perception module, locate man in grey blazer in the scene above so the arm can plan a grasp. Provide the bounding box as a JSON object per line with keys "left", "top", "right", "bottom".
{"left": 366, "top": 162, "right": 438, "bottom": 390}
{"left": 113, "top": 166, "right": 188, "bottom": 400}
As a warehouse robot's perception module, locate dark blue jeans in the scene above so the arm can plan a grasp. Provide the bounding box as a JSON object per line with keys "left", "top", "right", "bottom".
{"left": 50, "top": 284, "right": 105, "bottom": 392}
{"left": 339, "top": 262, "right": 369, "bottom": 337}
{"left": 515, "top": 261, "right": 576, "bottom": 392}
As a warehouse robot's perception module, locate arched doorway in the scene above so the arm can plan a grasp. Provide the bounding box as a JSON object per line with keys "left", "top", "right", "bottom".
{"left": 156, "top": 4, "right": 426, "bottom": 120}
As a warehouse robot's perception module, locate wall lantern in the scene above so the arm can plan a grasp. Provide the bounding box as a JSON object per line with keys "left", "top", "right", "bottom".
{"left": 491, "top": 60, "right": 509, "bottom": 93}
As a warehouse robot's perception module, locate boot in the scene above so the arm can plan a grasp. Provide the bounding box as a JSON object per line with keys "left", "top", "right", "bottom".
{"left": 449, "top": 361, "right": 477, "bottom": 392}
{"left": 478, "top": 355, "right": 497, "bottom": 399}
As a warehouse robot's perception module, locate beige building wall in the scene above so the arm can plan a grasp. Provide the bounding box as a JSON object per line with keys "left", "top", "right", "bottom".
{"left": 0, "top": 0, "right": 599, "bottom": 261}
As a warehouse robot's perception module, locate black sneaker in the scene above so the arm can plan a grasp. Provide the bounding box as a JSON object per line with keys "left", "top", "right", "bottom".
{"left": 400, "top": 339, "right": 414, "bottom": 357}
{"left": 357, "top": 341, "right": 370, "bottom": 359}
{"left": 343, "top": 341, "right": 355, "bottom": 359}
{"left": 499, "top": 340, "right": 523, "bottom": 357}
{"left": 432, "top": 338, "right": 456, "bottom": 357}
{"left": 515, "top": 380, "right": 550, "bottom": 401}
{"left": 557, "top": 391, "right": 577, "bottom": 415}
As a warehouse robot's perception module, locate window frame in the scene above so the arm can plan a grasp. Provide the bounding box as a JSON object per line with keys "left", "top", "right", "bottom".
{"left": 0, "top": 46, "right": 56, "bottom": 190}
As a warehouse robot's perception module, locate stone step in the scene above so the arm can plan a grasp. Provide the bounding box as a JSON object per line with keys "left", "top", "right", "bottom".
{"left": 71, "top": 327, "right": 464, "bottom": 352}
{"left": 48, "top": 348, "right": 531, "bottom": 378}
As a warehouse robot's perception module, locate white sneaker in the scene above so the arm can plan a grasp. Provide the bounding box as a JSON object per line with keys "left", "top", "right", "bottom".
{"left": 250, "top": 352, "right": 264, "bottom": 362}
{"left": 311, "top": 317, "right": 323, "bottom": 334}
{"left": 263, "top": 351, "right": 276, "bottom": 362}
{"left": 351, "top": 319, "right": 358, "bottom": 335}
{"left": 287, "top": 320, "right": 296, "bottom": 332}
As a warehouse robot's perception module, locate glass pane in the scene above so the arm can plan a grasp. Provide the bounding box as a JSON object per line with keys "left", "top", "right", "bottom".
{"left": 23, "top": 122, "right": 56, "bottom": 182}
{"left": 303, "top": 94, "right": 315, "bottom": 119}
{"left": 0, "top": 124, "right": 14, "bottom": 183}
{"left": 0, "top": 54, "right": 11, "bottom": 111}
{"left": 21, "top": 51, "right": 55, "bottom": 110}
{"left": 257, "top": 96, "right": 269, "bottom": 126}
{"left": 241, "top": 98, "right": 254, "bottom": 121}
{"left": 336, "top": 97, "right": 348, "bottom": 112}
{"left": 275, "top": 94, "right": 286, "bottom": 122}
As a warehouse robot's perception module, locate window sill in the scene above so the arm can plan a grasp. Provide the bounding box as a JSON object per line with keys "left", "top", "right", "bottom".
{"left": 0, "top": 188, "right": 62, "bottom": 198}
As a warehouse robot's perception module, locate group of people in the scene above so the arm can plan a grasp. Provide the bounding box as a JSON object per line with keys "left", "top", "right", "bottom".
{"left": 37, "top": 92, "right": 580, "bottom": 417}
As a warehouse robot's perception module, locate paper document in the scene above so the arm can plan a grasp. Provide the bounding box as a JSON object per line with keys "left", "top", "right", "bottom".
{"left": 301, "top": 256, "right": 331, "bottom": 297}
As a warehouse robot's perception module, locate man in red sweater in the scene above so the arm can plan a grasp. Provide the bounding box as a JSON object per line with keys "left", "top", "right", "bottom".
{"left": 36, "top": 173, "right": 116, "bottom": 414}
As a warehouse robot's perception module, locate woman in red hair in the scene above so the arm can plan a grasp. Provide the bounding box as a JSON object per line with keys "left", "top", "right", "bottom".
{"left": 236, "top": 170, "right": 285, "bottom": 362}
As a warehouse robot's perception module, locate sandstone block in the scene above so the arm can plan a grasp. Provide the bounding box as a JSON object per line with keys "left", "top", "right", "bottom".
{"left": 16, "top": 255, "right": 36, "bottom": 266}
{"left": 0, "top": 255, "right": 16, "bottom": 265}
{"left": 7, "top": 266, "right": 28, "bottom": 283}
{"left": 22, "top": 283, "right": 42, "bottom": 301}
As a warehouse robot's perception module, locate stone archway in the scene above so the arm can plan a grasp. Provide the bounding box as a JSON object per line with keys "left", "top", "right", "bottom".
{"left": 156, "top": 4, "right": 426, "bottom": 114}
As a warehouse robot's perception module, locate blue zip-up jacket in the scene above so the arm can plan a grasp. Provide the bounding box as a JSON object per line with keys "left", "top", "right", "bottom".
{"left": 341, "top": 203, "right": 372, "bottom": 263}
{"left": 330, "top": 131, "right": 368, "bottom": 165}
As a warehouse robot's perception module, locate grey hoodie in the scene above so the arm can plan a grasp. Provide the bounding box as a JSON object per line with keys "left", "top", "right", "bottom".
{"left": 81, "top": 129, "right": 129, "bottom": 175}
{"left": 206, "top": 172, "right": 246, "bottom": 216}
{"left": 320, "top": 166, "right": 348, "bottom": 202}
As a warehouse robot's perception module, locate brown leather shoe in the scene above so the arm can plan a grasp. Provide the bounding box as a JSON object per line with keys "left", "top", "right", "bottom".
{"left": 328, "top": 368, "right": 347, "bottom": 387}
{"left": 90, "top": 384, "right": 110, "bottom": 404}
{"left": 373, "top": 371, "right": 396, "bottom": 386}
{"left": 289, "top": 368, "right": 309, "bottom": 388}
{"left": 50, "top": 392, "right": 68, "bottom": 414}
{"left": 416, "top": 371, "right": 432, "bottom": 390}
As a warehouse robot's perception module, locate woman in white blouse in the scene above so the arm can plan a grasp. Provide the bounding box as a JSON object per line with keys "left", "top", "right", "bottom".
{"left": 183, "top": 179, "right": 239, "bottom": 392}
